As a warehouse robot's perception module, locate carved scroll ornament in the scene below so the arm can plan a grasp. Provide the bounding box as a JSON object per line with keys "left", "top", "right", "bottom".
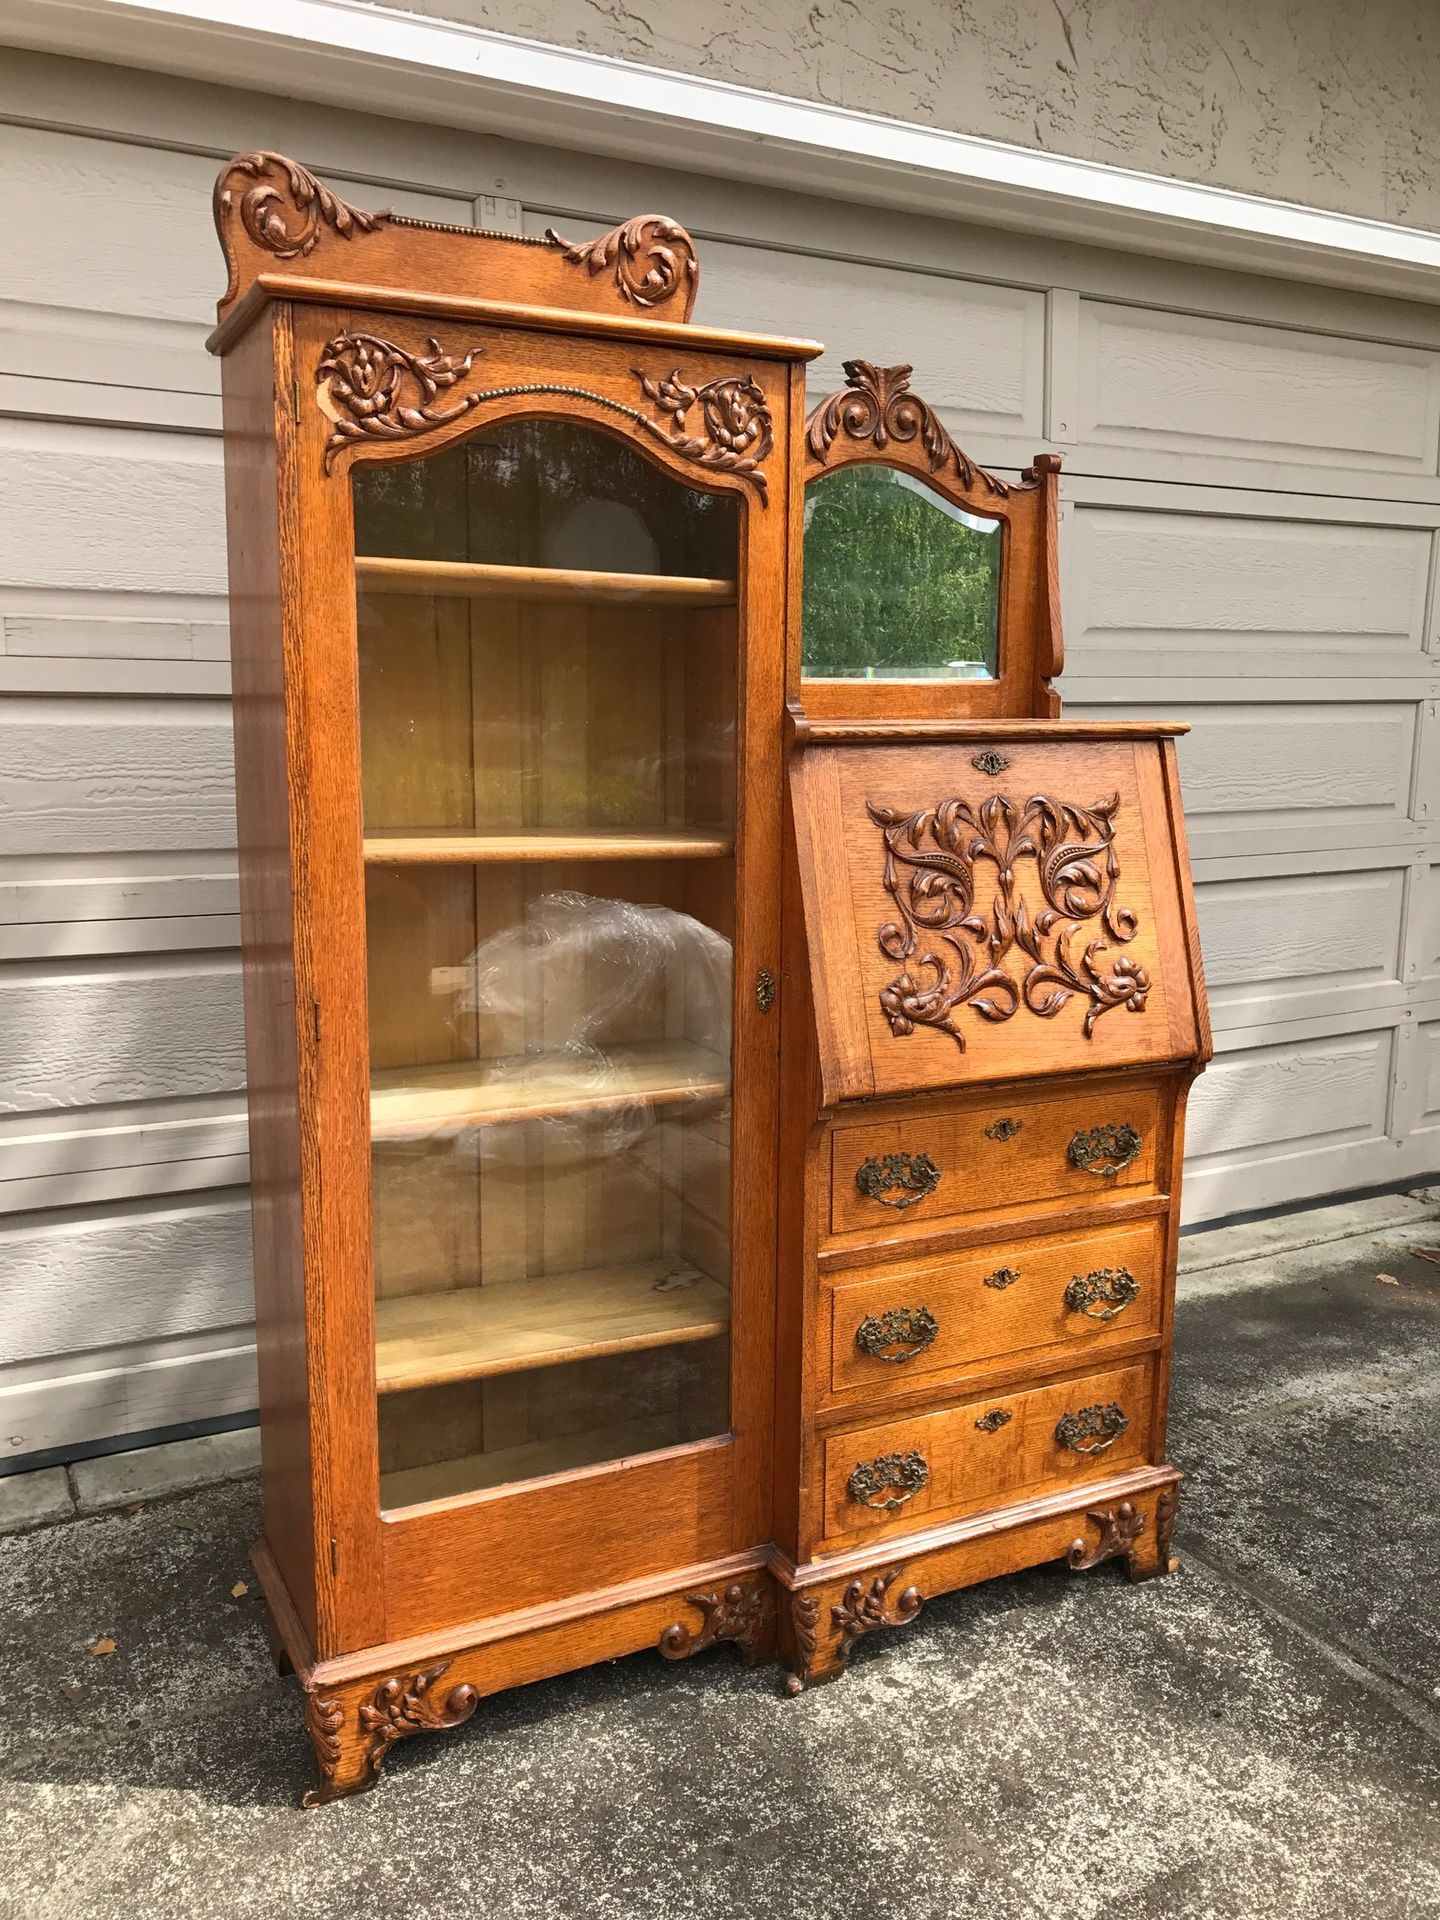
{"left": 659, "top": 1580, "right": 768, "bottom": 1661}
{"left": 1067, "top": 1501, "right": 1145, "bottom": 1571}
{"left": 806, "top": 360, "right": 1016, "bottom": 499}
{"left": 215, "top": 151, "right": 390, "bottom": 305}
{"left": 318, "top": 332, "right": 485, "bottom": 468}
{"left": 548, "top": 215, "right": 699, "bottom": 314}
{"left": 314, "top": 333, "right": 771, "bottom": 501}
{"left": 867, "top": 790, "right": 1151, "bottom": 1052}
{"left": 831, "top": 1567, "right": 924, "bottom": 1657}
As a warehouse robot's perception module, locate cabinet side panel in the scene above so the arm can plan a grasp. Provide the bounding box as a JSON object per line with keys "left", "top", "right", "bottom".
{"left": 222, "top": 311, "right": 317, "bottom": 1643}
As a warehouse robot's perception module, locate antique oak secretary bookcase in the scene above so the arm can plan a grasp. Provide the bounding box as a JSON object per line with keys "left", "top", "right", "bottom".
{"left": 210, "top": 152, "right": 1210, "bottom": 1802}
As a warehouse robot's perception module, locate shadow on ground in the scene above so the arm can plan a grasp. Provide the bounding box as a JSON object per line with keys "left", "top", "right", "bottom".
{"left": 4, "top": 1223, "right": 1440, "bottom": 1919}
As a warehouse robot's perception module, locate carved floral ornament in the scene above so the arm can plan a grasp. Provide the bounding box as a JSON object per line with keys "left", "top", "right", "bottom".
{"left": 214, "top": 151, "right": 699, "bottom": 314}
{"left": 806, "top": 360, "right": 1022, "bottom": 499}
{"left": 315, "top": 332, "right": 772, "bottom": 498}
{"left": 867, "top": 789, "right": 1152, "bottom": 1052}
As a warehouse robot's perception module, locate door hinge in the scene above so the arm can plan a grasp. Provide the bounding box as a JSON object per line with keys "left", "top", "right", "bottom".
{"left": 311, "top": 998, "right": 321, "bottom": 1046}
{"left": 755, "top": 968, "right": 776, "bottom": 1014}
{"left": 330, "top": 1537, "right": 339, "bottom": 1577}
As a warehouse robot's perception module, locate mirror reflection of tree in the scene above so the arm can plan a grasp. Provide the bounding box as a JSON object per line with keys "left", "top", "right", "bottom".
{"left": 802, "top": 466, "right": 1001, "bottom": 679}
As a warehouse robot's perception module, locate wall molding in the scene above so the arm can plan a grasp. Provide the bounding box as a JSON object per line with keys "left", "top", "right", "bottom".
{"left": 5, "top": 0, "right": 1440, "bottom": 304}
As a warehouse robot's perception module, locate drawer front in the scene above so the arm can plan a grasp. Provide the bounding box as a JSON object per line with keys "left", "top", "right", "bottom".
{"left": 829, "top": 1217, "right": 1164, "bottom": 1397}
{"left": 830, "top": 1084, "right": 1165, "bottom": 1240}
{"left": 821, "top": 1358, "right": 1153, "bottom": 1545}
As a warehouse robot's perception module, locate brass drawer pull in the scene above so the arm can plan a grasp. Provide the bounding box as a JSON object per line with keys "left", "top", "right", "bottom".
{"left": 975, "top": 1408, "right": 1012, "bottom": 1433}
{"left": 1055, "top": 1402, "right": 1129, "bottom": 1455}
{"left": 1068, "top": 1123, "right": 1142, "bottom": 1178}
{"left": 855, "top": 1151, "right": 940, "bottom": 1210}
{"left": 984, "top": 1116, "right": 1023, "bottom": 1142}
{"left": 855, "top": 1306, "right": 939, "bottom": 1363}
{"left": 847, "top": 1450, "right": 929, "bottom": 1511}
{"left": 983, "top": 1266, "right": 1021, "bottom": 1290}
{"left": 1064, "top": 1266, "right": 1140, "bottom": 1321}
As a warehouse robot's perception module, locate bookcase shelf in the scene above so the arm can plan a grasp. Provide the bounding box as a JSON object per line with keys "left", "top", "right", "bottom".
{"left": 370, "top": 1038, "right": 731, "bottom": 1138}
{"left": 374, "top": 1259, "right": 730, "bottom": 1395}
{"left": 363, "top": 828, "right": 734, "bottom": 864}
{"left": 355, "top": 556, "right": 736, "bottom": 606}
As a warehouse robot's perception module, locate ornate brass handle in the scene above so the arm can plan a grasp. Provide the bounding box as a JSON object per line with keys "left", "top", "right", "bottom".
{"left": 854, "top": 1306, "right": 939, "bottom": 1364}
{"left": 855, "top": 1151, "right": 941, "bottom": 1210}
{"left": 1055, "top": 1402, "right": 1130, "bottom": 1455}
{"left": 1064, "top": 1266, "right": 1140, "bottom": 1321}
{"left": 847, "top": 1450, "right": 929, "bottom": 1511}
{"left": 1068, "top": 1123, "right": 1142, "bottom": 1178}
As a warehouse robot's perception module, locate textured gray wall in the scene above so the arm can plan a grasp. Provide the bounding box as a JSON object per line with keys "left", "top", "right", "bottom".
{"left": 375, "top": 0, "right": 1440, "bottom": 229}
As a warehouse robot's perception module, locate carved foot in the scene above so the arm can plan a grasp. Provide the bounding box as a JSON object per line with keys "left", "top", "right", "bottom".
{"left": 658, "top": 1576, "right": 774, "bottom": 1667}
{"left": 300, "top": 1662, "right": 480, "bottom": 1808}
{"left": 781, "top": 1567, "right": 924, "bottom": 1694}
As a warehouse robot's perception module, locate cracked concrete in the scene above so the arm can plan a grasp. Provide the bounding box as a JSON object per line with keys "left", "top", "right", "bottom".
{"left": 4, "top": 1213, "right": 1440, "bottom": 1916}
{"left": 373, "top": 0, "right": 1440, "bottom": 229}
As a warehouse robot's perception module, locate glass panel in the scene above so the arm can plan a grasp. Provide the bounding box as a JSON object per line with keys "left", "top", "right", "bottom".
{"left": 801, "top": 465, "right": 1001, "bottom": 682}
{"left": 353, "top": 423, "right": 737, "bottom": 1511}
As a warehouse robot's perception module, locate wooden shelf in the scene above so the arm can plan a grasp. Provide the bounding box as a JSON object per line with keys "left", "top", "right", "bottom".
{"left": 364, "top": 827, "right": 734, "bottom": 864}
{"left": 355, "top": 556, "right": 736, "bottom": 606}
{"left": 375, "top": 1259, "right": 729, "bottom": 1395}
{"left": 380, "top": 1414, "right": 683, "bottom": 1509}
{"left": 370, "top": 1038, "right": 730, "bottom": 1138}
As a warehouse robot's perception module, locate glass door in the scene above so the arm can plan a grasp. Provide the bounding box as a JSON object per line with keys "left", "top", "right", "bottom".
{"left": 351, "top": 421, "right": 740, "bottom": 1510}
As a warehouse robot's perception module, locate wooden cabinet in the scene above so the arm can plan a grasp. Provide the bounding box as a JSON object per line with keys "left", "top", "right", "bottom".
{"left": 210, "top": 155, "right": 1208, "bottom": 1800}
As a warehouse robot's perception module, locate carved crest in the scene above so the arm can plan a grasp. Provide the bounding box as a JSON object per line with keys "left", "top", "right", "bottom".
{"left": 215, "top": 151, "right": 390, "bottom": 306}
{"left": 548, "top": 215, "right": 699, "bottom": 316}
{"left": 806, "top": 360, "right": 1014, "bottom": 498}
{"left": 867, "top": 790, "right": 1151, "bottom": 1052}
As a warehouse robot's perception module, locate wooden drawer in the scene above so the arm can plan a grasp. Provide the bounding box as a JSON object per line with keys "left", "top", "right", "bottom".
{"left": 829, "top": 1082, "right": 1165, "bottom": 1241}
{"left": 820, "top": 1358, "right": 1153, "bottom": 1546}
{"left": 828, "top": 1217, "right": 1164, "bottom": 1398}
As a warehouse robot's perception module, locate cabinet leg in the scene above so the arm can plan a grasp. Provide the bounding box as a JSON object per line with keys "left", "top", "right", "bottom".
{"left": 1125, "top": 1482, "right": 1181, "bottom": 1584}
{"left": 781, "top": 1566, "right": 924, "bottom": 1695}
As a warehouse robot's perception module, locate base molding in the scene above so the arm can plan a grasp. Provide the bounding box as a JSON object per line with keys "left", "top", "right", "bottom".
{"left": 768, "top": 1466, "right": 1183, "bottom": 1692}
{"left": 253, "top": 1467, "right": 1182, "bottom": 1803}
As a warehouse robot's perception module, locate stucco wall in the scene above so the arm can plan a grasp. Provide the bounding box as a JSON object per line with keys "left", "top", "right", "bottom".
{"left": 370, "top": 0, "right": 1440, "bottom": 230}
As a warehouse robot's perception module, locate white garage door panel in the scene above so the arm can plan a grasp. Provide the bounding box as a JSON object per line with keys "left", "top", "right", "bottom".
{"left": 0, "top": 1330, "right": 257, "bottom": 1461}
{"left": 1183, "top": 1022, "right": 1400, "bottom": 1216}
{"left": 0, "top": 957, "right": 245, "bottom": 1111}
{"left": 0, "top": 1194, "right": 253, "bottom": 1365}
{"left": 1065, "top": 506, "right": 1433, "bottom": 680}
{"left": 1067, "top": 702, "right": 1419, "bottom": 850}
{"left": 0, "top": 698, "right": 236, "bottom": 854}
{"left": 0, "top": 422, "right": 225, "bottom": 594}
{"left": 1194, "top": 862, "right": 1407, "bottom": 1026}
{"left": 1076, "top": 300, "right": 1440, "bottom": 476}
{"left": 1415, "top": 1020, "right": 1440, "bottom": 1140}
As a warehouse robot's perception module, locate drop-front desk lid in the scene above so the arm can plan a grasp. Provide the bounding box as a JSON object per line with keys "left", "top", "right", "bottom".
{"left": 789, "top": 721, "right": 1210, "bottom": 1106}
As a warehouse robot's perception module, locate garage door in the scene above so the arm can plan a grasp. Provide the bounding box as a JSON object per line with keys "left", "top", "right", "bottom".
{"left": 3, "top": 50, "right": 1438, "bottom": 1460}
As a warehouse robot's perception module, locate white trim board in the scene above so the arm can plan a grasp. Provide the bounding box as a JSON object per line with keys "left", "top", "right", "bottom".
{"left": 4, "top": 0, "right": 1440, "bottom": 304}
